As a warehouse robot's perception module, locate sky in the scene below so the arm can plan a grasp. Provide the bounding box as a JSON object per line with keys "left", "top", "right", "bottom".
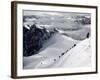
{"left": 23, "top": 10, "right": 91, "bottom": 18}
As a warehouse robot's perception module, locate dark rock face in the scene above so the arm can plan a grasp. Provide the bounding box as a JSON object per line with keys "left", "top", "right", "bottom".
{"left": 23, "top": 24, "right": 52, "bottom": 56}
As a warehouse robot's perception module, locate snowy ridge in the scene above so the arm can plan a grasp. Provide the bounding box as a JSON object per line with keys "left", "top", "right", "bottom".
{"left": 52, "top": 38, "right": 91, "bottom": 68}
{"left": 24, "top": 36, "right": 91, "bottom": 69}
{"left": 23, "top": 33, "right": 79, "bottom": 69}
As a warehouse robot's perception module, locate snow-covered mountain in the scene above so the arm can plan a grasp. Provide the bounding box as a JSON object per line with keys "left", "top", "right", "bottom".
{"left": 23, "top": 24, "right": 54, "bottom": 56}
{"left": 23, "top": 33, "right": 91, "bottom": 69}
{"left": 23, "top": 33, "right": 79, "bottom": 69}
{"left": 52, "top": 38, "right": 91, "bottom": 68}
{"left": 23, "top": 13, "right": 91, "bottom": 69}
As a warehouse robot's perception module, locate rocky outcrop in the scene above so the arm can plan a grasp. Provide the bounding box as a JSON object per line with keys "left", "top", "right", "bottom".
{"left": 23, "top": 24, "right": 53, "bottom": 56}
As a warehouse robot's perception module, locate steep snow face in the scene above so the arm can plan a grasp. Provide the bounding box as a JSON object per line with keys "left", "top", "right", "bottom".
{"left": 38, "top": 33, "right": 79, "bottom": 56}
{"left": 23, "top": 36, "right": 91, "bottom": 69}
{"left": 52, "top": 38, "right": 91, "bottom": 68}
{"left": 23, "top": 33, "right": 79, "bottom": 69}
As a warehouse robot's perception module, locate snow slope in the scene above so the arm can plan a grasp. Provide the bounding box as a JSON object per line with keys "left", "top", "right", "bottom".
{"left": 51, "top": 38, "right": 91, "bottom": 68}
{"left": 23, "top": 33, "right": 91, "bottom": 69}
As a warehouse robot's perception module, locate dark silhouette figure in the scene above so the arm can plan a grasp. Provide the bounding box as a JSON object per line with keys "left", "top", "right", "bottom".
{"left": 61, "top": 53, "right": 65, "bottom": 56}
{"left": 87, "top": 32, "right": 90, "bottom": 38}
{"left": 59, "top": 56, "right": 61, "bottom": 58}
{"left": 74, "top": 44, "right": 76, "bottom": 47}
